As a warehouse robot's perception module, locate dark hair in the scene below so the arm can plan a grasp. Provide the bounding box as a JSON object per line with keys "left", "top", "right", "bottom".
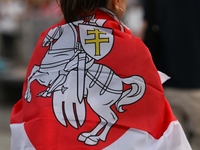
{"left": 58, "top": 0, "right": 109, "bottom": 23}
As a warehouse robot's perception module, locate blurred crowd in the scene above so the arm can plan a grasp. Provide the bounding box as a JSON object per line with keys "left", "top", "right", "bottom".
{"left": 0, "top": 0, "right": 199, "bottom": 149}
{"left": 0, "top": 1, "right": 62, "bottom": 149}
{"left": 0, "top": 0, "right": 62, "bottom": 71}
{"left": 0, "top": 0, "right": 63, "bottom": 120}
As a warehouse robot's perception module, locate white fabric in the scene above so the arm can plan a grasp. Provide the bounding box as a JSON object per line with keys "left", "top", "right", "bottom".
{"left": 10, "top": 121, "right": 191, "bottom": 150}
{"left": 10, "top": 123, "right": 36, "bottom": 150}
{"left": 103, "top": 121, "right": 192, "bottom": 150}
{"left": 158, "top": 71, "right": 171, "bottom": 84}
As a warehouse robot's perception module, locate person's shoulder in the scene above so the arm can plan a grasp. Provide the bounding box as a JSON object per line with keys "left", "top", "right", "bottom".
{"left": 40, "top": 19, "right": 66, "bottom": 37}
{"left": 128, "top": 36, "right": 150, "bottom": 57}
{"left": 128, "top": 35, "right": 147, "bottom": 48}
{"left": 132, "top": 36, "right": 148, "bottom": 48}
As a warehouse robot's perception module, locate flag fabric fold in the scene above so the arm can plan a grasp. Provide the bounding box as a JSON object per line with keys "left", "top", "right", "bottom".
{"left": 10, "top": 9, "right": 191, "bottom": 150}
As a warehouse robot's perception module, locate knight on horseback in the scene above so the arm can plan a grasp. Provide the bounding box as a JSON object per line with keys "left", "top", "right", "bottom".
{"left": 24, "top": 15, "right": 106, "bottom": 103}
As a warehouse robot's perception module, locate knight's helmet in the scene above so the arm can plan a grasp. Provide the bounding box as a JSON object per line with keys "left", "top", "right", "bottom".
{"left": 40, "top": 23, "right": 78, "bottom": 72}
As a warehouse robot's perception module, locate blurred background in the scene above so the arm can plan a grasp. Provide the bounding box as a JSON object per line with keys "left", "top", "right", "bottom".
{"left": 0, "top": 0, "right": 62, "bottom": 149}
{"left": 0, "top": 0, "right": 200, "bottom": 149}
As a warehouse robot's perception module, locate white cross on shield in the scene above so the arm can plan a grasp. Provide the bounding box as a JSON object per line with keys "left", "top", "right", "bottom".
{"left": 79, "top": 24, "right": 114, "bottom": 60}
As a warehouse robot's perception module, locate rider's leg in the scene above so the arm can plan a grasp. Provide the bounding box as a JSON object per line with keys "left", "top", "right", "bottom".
{"left": 39, "top": 56, "right": 79, "bottom": 97}
{"left": 46, "top": 70, "right": 69, "bottom": 94}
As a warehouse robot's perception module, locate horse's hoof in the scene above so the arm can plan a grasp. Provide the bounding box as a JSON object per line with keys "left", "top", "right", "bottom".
{"left": 24, "top": 89, "right": 30, "bottom": 100}
{"left": 47, "top": 92, "right": 52, "bottom": 97}
{"left": 77, "top": 134, "right": 87, "bottom": 142}
{"left": 84, "top": 136, "right": 99, "bottom": 146}
{"left": 78, "top": 132, "right": 91, "bottom": 142}
{"left": 37, "top": 90, "right": 52, "bottom": 98}
{"left": 24, "top": 93, "right": 27, "bottom": 100}
{"left": 37, "top": 91, "right": 45, "bottom": 97}
{"left": 26, "top": 94, "right": 32, "bottom": 103}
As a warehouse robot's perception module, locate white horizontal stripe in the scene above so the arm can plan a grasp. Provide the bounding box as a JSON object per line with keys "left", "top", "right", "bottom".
{"left": 10, "top": 121, "right": 191, "bottom": 150}
{"left": 103, "top": 121, "right": 192, "bottom": 150}
{"left": 10, "top": 123, "right": 36, "bottom": 150}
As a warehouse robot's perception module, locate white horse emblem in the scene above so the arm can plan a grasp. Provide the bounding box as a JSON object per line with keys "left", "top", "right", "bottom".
{"left": 24, "top": 17, "right": 146, "bottom": 146}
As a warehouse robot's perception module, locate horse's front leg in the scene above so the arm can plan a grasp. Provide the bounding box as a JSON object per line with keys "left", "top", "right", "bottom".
{"left": 24, "top": 66, "right": 40, "bottom": 102}
{"left": 38, "top": 70, "right": 68, "bottom": 98}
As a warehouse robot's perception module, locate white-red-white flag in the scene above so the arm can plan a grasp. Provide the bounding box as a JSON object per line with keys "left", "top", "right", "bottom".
{"left": 10, "top": 9, "right": 191, "bottom": 150}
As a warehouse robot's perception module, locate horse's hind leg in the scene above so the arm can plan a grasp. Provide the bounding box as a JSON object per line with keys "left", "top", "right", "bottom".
{"left": 97, "top": 112, "right": 118, "bottom": 141}
{"left": 87, "top": 111, "right": 118, "bottom": 145}
{"left": 80, "top": 106, "right": 118, "bottom": 145}
{"left": 78, "top": 117, "right": 107, "bottom": 142}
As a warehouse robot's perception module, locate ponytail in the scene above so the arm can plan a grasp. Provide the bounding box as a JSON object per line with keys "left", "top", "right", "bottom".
{"left": 58, "top": 0, "right": 109, "bottom": 23}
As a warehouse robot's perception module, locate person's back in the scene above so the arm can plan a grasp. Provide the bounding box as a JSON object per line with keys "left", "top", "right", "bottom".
{"left": 10, "top": 0, "right": 192, "bottom": 149}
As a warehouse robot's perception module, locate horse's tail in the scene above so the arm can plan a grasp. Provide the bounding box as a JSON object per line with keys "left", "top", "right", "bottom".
{"left": 115, "top": 75, "right": 146, "bottom": 113}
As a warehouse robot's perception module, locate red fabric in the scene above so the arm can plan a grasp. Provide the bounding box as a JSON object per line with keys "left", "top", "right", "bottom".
{"left": 10, "top": 9, "right": 176, "bottom": 149}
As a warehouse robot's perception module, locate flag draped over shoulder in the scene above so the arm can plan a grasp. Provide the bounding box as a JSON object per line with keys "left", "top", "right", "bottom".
{"left": 10, "top": 9, "right": 191, "bottom": 150}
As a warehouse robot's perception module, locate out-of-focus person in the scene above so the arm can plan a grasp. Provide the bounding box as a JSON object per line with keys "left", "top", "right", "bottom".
{"left": 141, "top": 0, "right": 200, "bottom": 149}
{"left": 18, "top": 0, "right": 62, "bottom": 65}
{"left": 122, "top": 0, "right": 145, "bottom": 38}
{"left": 0, "top": 0, "right": 26, "bottom": 60}
{"left": 25, "top": 0, "right": 61, "bottom": 18}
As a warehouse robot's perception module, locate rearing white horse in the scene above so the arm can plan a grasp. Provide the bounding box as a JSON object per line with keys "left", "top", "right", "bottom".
{"left": 24, "top": 19, "right": 146, "bottom": 146}
{"left": 24, "top": 23, "right": 78, "bottom": 102}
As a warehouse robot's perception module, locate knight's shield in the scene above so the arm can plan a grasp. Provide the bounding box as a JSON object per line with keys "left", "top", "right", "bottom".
{"left": 79, "top": 24, "right": 114, "bottom": 60}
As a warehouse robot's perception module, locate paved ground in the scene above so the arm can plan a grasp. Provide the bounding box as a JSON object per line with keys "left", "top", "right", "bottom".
{"left": 0, "top": 106, "right": 12, "bottom": 150}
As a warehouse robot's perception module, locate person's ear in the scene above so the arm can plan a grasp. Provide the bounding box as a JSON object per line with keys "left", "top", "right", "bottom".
{"left": 111, "top": 0, "right": 120, "bottom": 11}
{"left": 110, "top": 0, "right": 119, "bottom": 11}
{"left": 107, "top": 0, "right": 126, "bottom": 19}
{"left": 107, "top": 0, "right": 118, "bottom": 11}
